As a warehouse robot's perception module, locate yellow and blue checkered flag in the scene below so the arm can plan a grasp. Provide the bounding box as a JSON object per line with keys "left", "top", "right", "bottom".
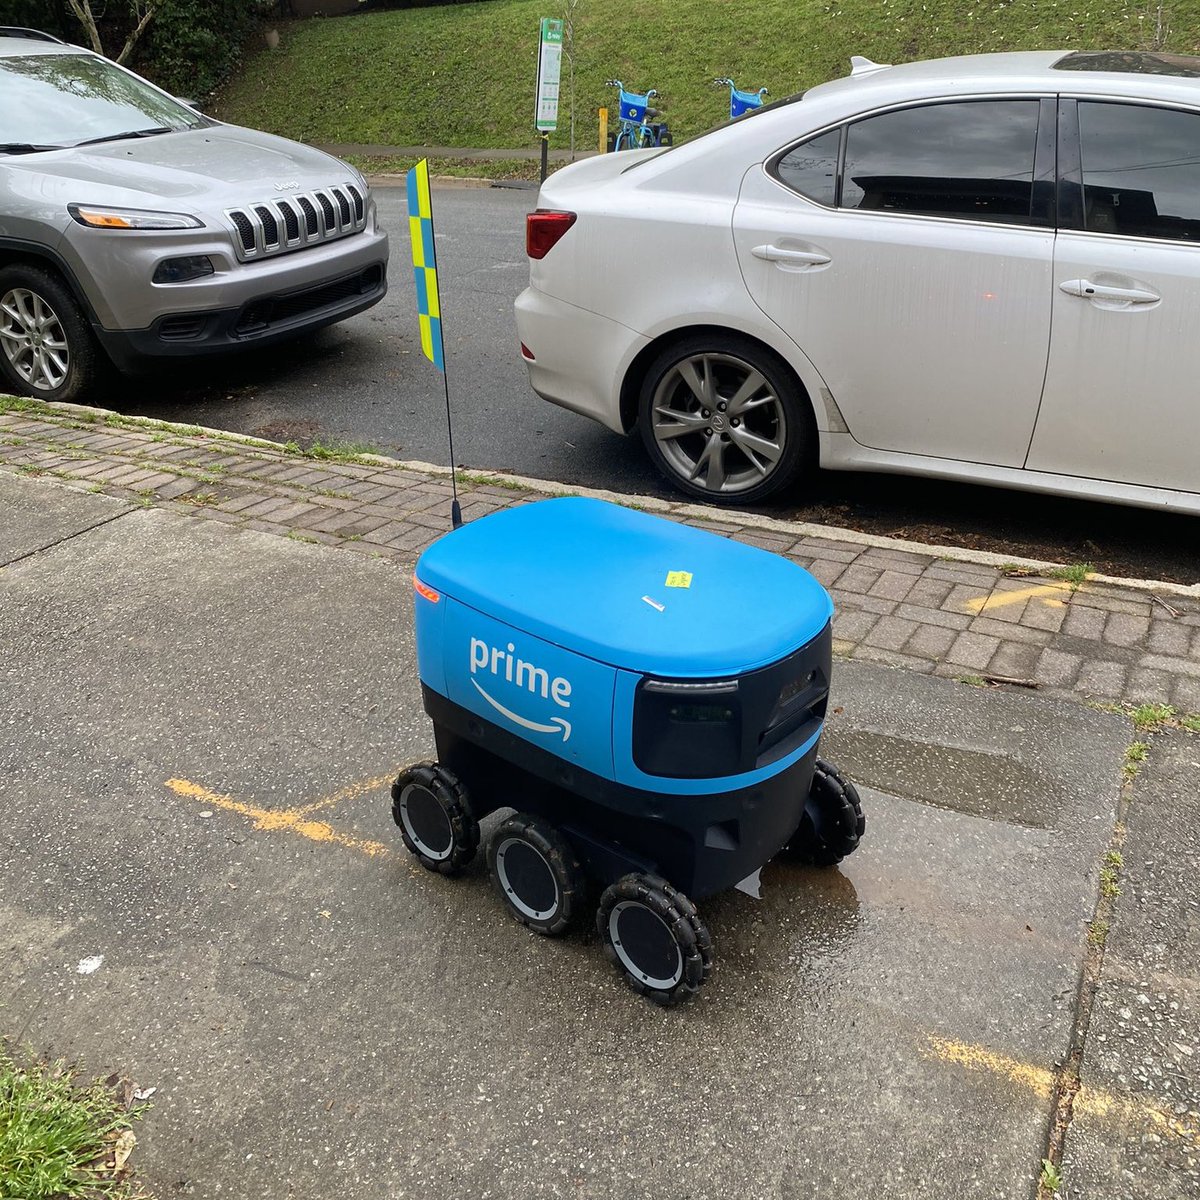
{"left": 406, "top": 158, "right": 445, "bottom": 371}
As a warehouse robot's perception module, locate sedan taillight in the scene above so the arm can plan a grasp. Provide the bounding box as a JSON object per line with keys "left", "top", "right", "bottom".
{"left": 526, "top": 209, "right": 577, "bottom": 259}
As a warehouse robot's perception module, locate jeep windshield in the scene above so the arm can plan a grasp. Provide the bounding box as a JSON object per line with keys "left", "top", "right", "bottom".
{"left": 0, "top": 52, "right": 208, "bottom": 151}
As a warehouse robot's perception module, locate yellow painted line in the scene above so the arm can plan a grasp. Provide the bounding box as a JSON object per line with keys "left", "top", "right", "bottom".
{"left": 165, "top": 777, "right": 392, "bottom": 858}
{"left": 1072, "top": 1085, "right": 1200, "bottom": 1144}
{"left": 294, "top": 773, "right": 395, "bottom": 817}
{"left": 926, "top": 1036, "right": 1200, "bottom": 1148}
{"left": 966, "top": 583, "right": 1070, "bottom": 614}
{"left": 927, "top": 1034, "right": 1055, "bottom": 1100}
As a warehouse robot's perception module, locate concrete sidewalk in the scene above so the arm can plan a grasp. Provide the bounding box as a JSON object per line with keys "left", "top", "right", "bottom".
{"left": 2, "top": 401, "right": 1199, "bottom": 1199}
{"left": 3, "top": 399, "right": 1199, "bottom": 717}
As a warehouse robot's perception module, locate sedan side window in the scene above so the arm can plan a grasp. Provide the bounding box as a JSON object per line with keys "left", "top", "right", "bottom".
{"left": 775, "top": 128, "right": 841, "bottom": 206}
{"left": 1077, "top": 101, "right": 1200, "bottom": 241}
{"left": 841, "top": 100, "right": 1042, "bottom": 224}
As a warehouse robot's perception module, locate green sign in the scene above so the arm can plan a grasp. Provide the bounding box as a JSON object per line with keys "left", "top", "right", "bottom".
{"left": 535, "top": 18, "right": 563, "bottom": 132}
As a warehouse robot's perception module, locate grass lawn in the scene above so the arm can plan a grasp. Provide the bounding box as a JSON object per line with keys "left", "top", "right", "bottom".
{"left": 0, "top": 1049, "right": 149, "bottom": 1199}
{"left": 216, "top": 0, "right": 1197, "bottom": 159}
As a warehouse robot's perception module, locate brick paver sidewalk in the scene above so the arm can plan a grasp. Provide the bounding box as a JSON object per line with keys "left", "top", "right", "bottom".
{"left": 3, "top": 400, "right": 1198, "bottom": 716}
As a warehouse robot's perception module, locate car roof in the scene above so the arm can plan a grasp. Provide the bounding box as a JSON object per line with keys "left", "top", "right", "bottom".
{"left": 807, "top": 49, "right": 1200, "bottom": 105}
{"left": 604, "top": 47, "right": 1200, "bottom": 201}
{"left": 0, "top": 34, "right": 89, "bottom": 60}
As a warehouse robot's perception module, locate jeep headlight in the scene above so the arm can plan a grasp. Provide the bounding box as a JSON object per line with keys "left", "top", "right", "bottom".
{"left": 68, "top": 204, "right": 203, "bottom": 230}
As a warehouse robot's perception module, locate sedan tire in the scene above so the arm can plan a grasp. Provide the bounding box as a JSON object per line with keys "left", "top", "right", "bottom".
{"left": 637, "top": 333, "right": 812, "bottom": 504}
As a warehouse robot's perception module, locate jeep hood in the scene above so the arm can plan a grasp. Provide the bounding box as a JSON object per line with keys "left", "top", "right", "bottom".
{"left": 4, "top": 124, "right": 358, "bottom": 211}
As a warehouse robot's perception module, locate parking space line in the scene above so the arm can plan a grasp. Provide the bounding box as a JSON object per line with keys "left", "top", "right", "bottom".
{"left": 294, "top": 773, "right": 396, "bottom": 817}
{"left": 966, "top": 583, "right": 1070, "bottom": 614}
{"left": 165, "top": 777, "right": 392, "bottom": 858}
{"left": 927, "top": 1034, "right": 1055, "bottom": 1098}
{"left": 927, "top": 1035, "right": 1200, "bottom": 1148}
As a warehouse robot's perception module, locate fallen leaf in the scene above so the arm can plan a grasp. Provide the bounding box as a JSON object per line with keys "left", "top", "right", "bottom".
{"left": 113, "top": 1129, "right": 136, "bottom": 1171}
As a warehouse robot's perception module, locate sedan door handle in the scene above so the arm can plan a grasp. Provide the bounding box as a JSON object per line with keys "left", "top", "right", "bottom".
{"left": 751, "top": 244, "right": 831, "bottom": 267}
{"left": 1059, "top": 278, "right": 1160, "bottom": 304}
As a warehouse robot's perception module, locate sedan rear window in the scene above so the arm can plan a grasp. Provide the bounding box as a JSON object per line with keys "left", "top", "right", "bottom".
{"left": 621, "top": 89, "right": 806, "bottom": 171}
{"left": 0, "top": 53, "right": 204, "bottom": 148}
{"left": 776, "top": 128, "right": 840, "bottom": 206}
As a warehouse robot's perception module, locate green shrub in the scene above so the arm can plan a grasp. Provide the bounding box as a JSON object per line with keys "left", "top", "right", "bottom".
{"left": 0, "top": 1, "right": 273, "bottom": 99}
{"left": 0, "top": 0, "right": 73, "bottom": 36}
{"left": 139, "top": 1, "right": 273, "bottom": 98}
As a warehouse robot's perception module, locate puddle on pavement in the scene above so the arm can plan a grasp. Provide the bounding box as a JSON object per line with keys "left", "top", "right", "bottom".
{"left": 822, "top": 729, "right": 1053, "bottom": 829}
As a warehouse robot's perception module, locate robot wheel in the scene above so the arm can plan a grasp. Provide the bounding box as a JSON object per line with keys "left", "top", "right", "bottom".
{"left": 487, "top": 813, "right": 587, "bottom": 937}
{"left": 784, "top": 757, "right": 866, "bottom": 867}
{"left": 390, "top": 761, "right": 479, "bottom": 875}
{"left": 597, "top": 873, "right": 713, "bottom": 1006}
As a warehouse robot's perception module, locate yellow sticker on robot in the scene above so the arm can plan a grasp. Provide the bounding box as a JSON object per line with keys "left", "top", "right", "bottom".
{"left": 665, "top": 571, "right": 693, "bottom": 589}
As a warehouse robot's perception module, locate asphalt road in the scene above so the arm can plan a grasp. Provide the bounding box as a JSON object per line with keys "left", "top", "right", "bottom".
{"left": 107, "top": 183, "right": 1200, "bottom": 586}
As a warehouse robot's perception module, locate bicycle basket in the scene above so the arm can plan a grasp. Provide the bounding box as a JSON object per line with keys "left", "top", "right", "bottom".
{"left": 620, "top": 89, "right": 651, "bottom": 123}
{"left": 730, "top": 86, "right": 767, "bottom": 119}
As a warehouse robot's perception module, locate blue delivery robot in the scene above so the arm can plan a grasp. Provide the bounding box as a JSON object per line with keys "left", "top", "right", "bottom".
{"left": 391, "top": 497, "right": 864, "bottom": 1005}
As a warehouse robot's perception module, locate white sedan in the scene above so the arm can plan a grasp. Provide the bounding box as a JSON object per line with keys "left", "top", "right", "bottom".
{"left": 515, "top": 50, "right": 1200, "bottom": 512}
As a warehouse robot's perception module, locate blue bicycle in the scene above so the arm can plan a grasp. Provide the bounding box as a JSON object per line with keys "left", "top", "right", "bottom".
{"left": 714, "top": 77, "right": 769, "bottom": 119}
{"left": 605, "top": 79, "right": 671, "bottom": 151}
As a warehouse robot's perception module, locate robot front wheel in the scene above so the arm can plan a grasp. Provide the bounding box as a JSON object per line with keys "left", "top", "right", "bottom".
{"left": 597, "top": 873, "right": 714, "bottom": 1007}
{"left": 487, "top": 813, "right": 587, "bottom": 936}
{"left": 785, "top": 757, "right": 867, "bottom": 867}
{"left": 390, "top": 761, "right": 480, "bottom": 875}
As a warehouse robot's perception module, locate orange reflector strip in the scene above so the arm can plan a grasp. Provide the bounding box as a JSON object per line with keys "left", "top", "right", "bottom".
{"left": 76, "top": 210, "right": 133, "bottom": 228}
{"left": 413, "top": 574, "right": 440, "bottom": 603}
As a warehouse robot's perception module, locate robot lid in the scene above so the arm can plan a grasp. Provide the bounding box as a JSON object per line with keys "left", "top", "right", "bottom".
{"left": 415, "top": 497, "right": 833, "bottom": 678}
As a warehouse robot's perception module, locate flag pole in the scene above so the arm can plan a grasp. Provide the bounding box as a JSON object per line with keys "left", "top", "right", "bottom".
{"left": 406, "top": 158, "right": 461, "bottom": 529}
{"left": 423, "top": 178, "right": 461, "bottom": 529}
{"left": 439, "top": 349, "right": 462, "bottom": 530}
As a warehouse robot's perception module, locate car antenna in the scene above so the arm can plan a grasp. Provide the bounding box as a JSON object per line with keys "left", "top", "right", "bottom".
{"left": 406, "top": 158, "right": 462, "bottom": 529}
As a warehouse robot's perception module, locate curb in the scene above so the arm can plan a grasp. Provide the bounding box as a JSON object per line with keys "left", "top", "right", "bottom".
{"left": 41, "top": 400, "right": 1200, "bottom": 601}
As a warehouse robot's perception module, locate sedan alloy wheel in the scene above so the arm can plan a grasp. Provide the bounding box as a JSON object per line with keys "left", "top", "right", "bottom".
{"left": 641, "top": 339, "right": 809, "bottom": 503}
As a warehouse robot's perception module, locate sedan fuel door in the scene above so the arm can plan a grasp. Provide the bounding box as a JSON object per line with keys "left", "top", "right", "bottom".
{"left": 732, "top": 98, "right": 1056, "bottom": 466}
{"left": 1026, "top": 100, "right": 1200, "bottom": 493}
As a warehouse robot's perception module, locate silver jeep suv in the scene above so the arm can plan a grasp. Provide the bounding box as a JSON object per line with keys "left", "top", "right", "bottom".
{"left": 0, "top": 28, "right": 389, "bottom": 402}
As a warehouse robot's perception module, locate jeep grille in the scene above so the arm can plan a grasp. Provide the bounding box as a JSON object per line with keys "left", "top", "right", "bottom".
{"left": 225, "top": 183, "right": 367, "bottom": 261}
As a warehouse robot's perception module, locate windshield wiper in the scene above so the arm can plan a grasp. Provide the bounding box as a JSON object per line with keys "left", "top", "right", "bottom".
{"left": 73, "top": 126, "right": 173, "bottom": 147}
{"left": 0, "top": 143, "right": 62, "bottom": 154}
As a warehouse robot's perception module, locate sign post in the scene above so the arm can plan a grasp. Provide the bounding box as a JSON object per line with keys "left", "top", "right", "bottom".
{"left": 535, "top": 17, "right": 563, "bottom": 182}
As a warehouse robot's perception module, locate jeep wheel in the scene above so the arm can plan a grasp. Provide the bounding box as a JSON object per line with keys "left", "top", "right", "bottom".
{"left": 0, "top": 265, "right": 104, "bottom": 403}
